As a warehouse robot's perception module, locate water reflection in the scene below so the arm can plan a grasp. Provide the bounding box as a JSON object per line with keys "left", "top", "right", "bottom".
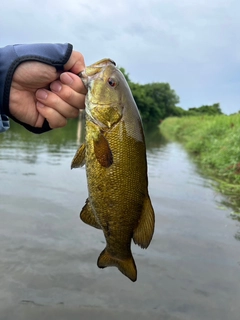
{"left": 1, "top": 119, "right": 240, "bottom": 319}
{"left": 0, "top": 119, "right": 84, "bottom": 166}
{"left": 187, "top": 154, "right": 240, "bottom": 221}
{"left": 1, "top": 118, "right": 239, "bottom": 217}
{"left": 143, "top": 122, "right": 168, "bottom": 151}
{"left": 235, "top": 230, "right": 240, "bottom": 241}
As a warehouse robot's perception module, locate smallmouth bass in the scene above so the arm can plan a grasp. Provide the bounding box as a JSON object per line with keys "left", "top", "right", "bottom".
{"left": 71, "top": 59, "right": 155, "bottom": 282}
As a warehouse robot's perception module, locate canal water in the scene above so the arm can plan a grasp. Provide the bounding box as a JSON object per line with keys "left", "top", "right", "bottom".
{"left": 0, "top": 120, "right": 239, "bottom": 320}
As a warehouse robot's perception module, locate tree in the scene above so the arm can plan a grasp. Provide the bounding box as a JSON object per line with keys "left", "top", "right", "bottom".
{"left": 188, "top": 103, "right": 222, "bottom": 115}
{"left": 119, "top": 68, "right": 180, "bottom": 124}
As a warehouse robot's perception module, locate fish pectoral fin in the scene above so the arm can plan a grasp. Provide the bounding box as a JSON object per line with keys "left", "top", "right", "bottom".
{"left": 133, "top": 195, "right": 155, "bottom": 249}
{"left": 80, "top": 199, "right": 101, "bottom": 229}
{"left": 71, "top": 144, "right": 86, "bottom": 169}
{"left": 97, "top": 249, "right": 137, "bottom": 282}
{"left": 94, "top": 133, "right": 113, "bottom": 168}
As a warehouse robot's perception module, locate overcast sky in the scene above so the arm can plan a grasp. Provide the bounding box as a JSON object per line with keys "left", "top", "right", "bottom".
{"left": 1, "top": 0, "right": 239, "bottom": 114}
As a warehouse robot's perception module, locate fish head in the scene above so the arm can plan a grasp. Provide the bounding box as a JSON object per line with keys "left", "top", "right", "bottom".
{"left": 80, "top": 59, "right": 131, "bottom": 129}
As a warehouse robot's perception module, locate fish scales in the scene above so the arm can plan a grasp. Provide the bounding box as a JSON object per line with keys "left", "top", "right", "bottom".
{"left": 86, "top": 121, "right": 146, "bottom": 247}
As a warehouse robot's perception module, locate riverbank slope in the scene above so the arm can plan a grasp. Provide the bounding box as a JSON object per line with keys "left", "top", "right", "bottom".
{"left": 160, "top": 115, "right": 240, "bottom": 210}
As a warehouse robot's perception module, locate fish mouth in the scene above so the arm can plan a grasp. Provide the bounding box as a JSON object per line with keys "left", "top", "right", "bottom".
{"left": 79, "top": 58, "right": 116, "bottom": 88}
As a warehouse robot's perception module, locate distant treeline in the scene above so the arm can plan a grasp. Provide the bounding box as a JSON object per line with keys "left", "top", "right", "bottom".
{"left": 120, "top": 68, "right": 223, "bottom": 123}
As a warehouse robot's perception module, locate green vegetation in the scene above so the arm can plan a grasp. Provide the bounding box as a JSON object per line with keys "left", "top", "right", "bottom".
{"left": 160, "top": 115, "right": 240, "bottom": 187}
{"left": 187, "top": 103, "right": 223, "bottom": 116}
{"left": 120, "top": 68, "right": 180, "bottom": 124}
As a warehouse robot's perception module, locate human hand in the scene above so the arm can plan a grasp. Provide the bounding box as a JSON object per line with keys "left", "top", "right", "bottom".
{"left": 9, "top": 51, "right": 87, "bottom": 129}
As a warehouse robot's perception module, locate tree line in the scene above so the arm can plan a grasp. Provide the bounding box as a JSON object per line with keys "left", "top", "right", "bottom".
{"left": 120, "top": 68, "right": 223, "bottom": 124}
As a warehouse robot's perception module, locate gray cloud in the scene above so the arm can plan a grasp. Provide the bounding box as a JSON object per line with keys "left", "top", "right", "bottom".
{"left": 1, "top": 0, "right": 240, "bottom": 113}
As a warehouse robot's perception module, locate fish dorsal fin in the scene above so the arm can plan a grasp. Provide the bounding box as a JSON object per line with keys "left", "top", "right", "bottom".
{"left": 133, "top": 195, "right": 155, "bottom": 249}
{"left": 80, "top": 199, "right": 101, "bottom": 229}
{"left": 71, "top": 144, "right": 86, "bottom": 169}
{"left": 97, "top": 248, "right": 137, "bottom": 282}
{"left": 94, "top": 133, "right": 113, "bottom": 168}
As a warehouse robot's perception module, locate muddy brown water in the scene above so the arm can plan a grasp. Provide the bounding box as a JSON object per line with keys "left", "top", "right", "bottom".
{"left": 0, "top": 121, "right": 239, "bottom": 320}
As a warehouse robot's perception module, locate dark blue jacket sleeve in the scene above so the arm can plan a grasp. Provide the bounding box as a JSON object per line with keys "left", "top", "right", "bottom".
{"left": 0, "top": 43, "right": 73, "bottom": 133}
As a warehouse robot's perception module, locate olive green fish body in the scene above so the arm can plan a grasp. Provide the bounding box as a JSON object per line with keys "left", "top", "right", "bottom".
{"left": 72, "top": 59, "right": 155, "bottom": 282}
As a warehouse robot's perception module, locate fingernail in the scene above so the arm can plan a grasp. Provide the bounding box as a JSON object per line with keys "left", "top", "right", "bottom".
{"left": 61, "top": 73, "right": 73, "bottom": 85}
{"left": 50, "top": 81, "right": 62, "bottom": 92}
{"left": 36, "top": 101, "right": 45, "bottom": 108}
{"left": 36, "top": 89, "right": 48, "bottom": 100}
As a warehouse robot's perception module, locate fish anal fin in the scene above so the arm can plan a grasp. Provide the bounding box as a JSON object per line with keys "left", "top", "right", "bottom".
{"left": 97, "top": 249, "right": 137, "bottom": 282}
{"left": 80, "top": 199, "right": 101, "bottom": 229}
{"left": 133, "top": 195, "right": 155, "bottom": 249}
{"left": 71, "top": 144, "right": 86, "bottom": 169}
{"left": 94, "top": 133, "right": 113, "bottom": 168}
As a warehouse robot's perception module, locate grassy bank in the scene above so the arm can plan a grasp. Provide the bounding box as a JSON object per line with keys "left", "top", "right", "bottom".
{"left": 160, "top": 114, "right": 240, "bottom": 188}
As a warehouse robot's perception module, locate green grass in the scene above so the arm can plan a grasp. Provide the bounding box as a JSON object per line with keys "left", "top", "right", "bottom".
{"left": 160, "top": 114, "right": 240, "bottom": 216}
{"left": 160, "top": 114, "right": 240, "bottom": 186}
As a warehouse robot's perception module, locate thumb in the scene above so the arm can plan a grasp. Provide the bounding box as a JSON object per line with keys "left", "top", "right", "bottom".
{"left": 64, "top": 51, "right": 85, "bottom": 74}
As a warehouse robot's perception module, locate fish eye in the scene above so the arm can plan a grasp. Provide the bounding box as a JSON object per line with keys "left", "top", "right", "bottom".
{"left": 108, "top": 77, "right": 117, "bottom": 87}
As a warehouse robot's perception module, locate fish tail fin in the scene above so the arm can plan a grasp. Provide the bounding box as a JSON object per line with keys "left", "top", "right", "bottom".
{"left": 97, "top": 249, "right": 137, "bottom": 282}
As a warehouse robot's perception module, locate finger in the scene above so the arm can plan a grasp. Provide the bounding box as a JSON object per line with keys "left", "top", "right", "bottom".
{"left": 64, "top": 51, "right": 85, "bottom": 74}
{"left": 34, "top": 113, "right": 45, "bottom": 128}
{"left": 51, "top": 81, "right": 86, "bottom": 111}
{"left": 36, "top": 103, "right": 67, "bottom": 129}
{"left": 36, "top": 88, "right": 82, "bottom": 118}
{"left": 50, "top": 77, "right": 86, "bottom": 109}
{"left": 59, "top": 72, "right": 87, "bottom": 94}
